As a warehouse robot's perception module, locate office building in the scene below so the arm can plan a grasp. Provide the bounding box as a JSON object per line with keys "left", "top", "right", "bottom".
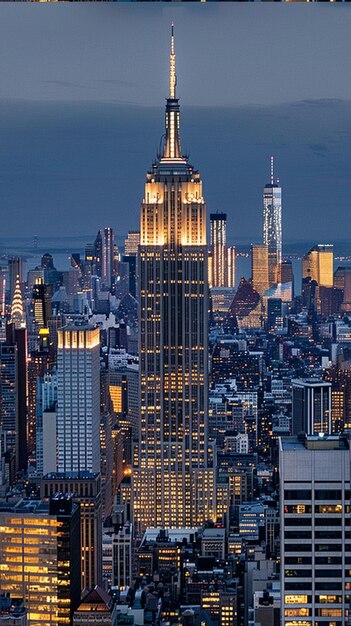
{"left": 41, "top": 472, "right": 103, "bottom": 590}
{"left": 0, "top": 495, "right": 81, "bottom": 626}
{"left": 227, "top": 245, "right": 236, "bottom": 288}
{"left": 57, "top": 323, "right": 100, "bottom": 473}
{"left": 32, "top": 278, "right": 51, "bottom": 330}
{"left": 210, "top": 213, "right": 227, "bottom": 288}
{"left": 102, "top": 227, "right": 115, "bottom": 289}
{"left": 0, "top": 344, "right": 17, "bottom": 469}
{"left": 263, "top": 157, "right": 282, "bottom": 287}
{"left": 133, "top": 27, "right": 215, "bottom": 531}
{"left": 280, "top": 434, "right": 351, "bottom": 626}
{"left": 6, "top": 283, "right": 28, "bottom": 472}
{"left": 35, "top": 371, "right": 57, "bottom": 476}
{"left": 302, "top": 244, "right": 334, "bottom": 288}
{"left": 292, "top": 378, "right": 332, "bottom": 435}
{"left": 251, "top": 244, "right": 269, "bottom": 295}
{"left": 112, "top": 520, "right": 133, "bottom": 589}
{"left": 124, "top": 231, "right": 140, "bottom": 257}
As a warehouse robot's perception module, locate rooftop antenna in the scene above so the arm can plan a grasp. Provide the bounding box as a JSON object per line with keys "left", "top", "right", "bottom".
{"left": 169, "top": 23, "right": 176, "bottom": 100}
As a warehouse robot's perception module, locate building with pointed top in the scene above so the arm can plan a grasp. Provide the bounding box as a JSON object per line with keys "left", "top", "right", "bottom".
{"left": 11, "top": 275, "right": 26, "bottom": 330}
{"left": 263, "top": 157, "right": 282, "bottom": 288}
{"left": 133, "top": 26, "right": 215, "bottom": 532}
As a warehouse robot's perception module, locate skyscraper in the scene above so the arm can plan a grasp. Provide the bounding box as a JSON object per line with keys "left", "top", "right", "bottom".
{"left": 102, "top": 227, "right": 115, "bottom": 289}
{"left": 280, "top": 434, "right": 351, "bottom": 626}
{"left": 210, "top": 213, "right": 227, "bottom": 288}
{"left": 0, "top": 495, "right": 81, "bottom": 626}
{"left": 302, "top": 243, "right": 334, "bottom": 288}
{"left": 251, "top": 244, "right": 269, "bottom": 295}
{"left": 133, "top": 26, "right": 215, "bottom": 531}
{"left": 10, "top": 275, "right": 26, "bottom": 330}
{"left": 227, "top": 245, "right": 236, "bottom": 289}
{"left": 263, "top": 157, "right": 282, "bottom": 287}
{"left": 292, "top": 378, "right": 332, "bottom": 435}
{"left": 6, "top": 281, "right": 27, "bottom": 472}
{"left": 8, "top": 258, "right": 24, "bottom": 302}
{"left": 124, "top": 231, "right": 140, "bottom": 257}
{"left": 57, "top": 323, "right": 100, "bottom": 473}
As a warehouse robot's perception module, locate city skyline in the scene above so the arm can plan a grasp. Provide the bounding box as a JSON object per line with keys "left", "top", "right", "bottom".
{"left": 1, "top": 9, "right": 351, "bottom": 626}
{"left": 0, "top": 6, "right": 351, "bottom": 242}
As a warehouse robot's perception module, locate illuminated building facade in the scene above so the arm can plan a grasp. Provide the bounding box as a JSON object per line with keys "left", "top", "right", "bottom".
{"left": 133, "top": 27, "right": 214, "bottom": 531}
{"left": 263, "top": 157, "right": 282, "bottom": 287}
{"left": 57, "top": 324, "right": 100, "bottom": 473}
{"left": 0, "top": 495, "right": 81, "bottom": 626}
{"left": 251, "top": 244, "right": 269, "bottom": 295}
{"left": 210, "top": 213, "right": 227, "bottom": 288}
{"left": 227, "top": 245, "right": 236, "bottom": 289}
{"left": 124, "top": 231, "right": 140, "bottom": 257}
{"left": 6, "top": 282, "right": 28, "bottom": 472}
{"left": 302, "top": 244, "right": 334, "bottom": 288}
{"left": 32, "top": 278, "right": 51, "bottom": 330}
{"left": 280, "top": 435, "right": 351, "bottom": 626}
{"left": 41, "top": 472, "right": 102, "bottom": 590}
{"left": 102, "top": 227, "right": 115, "bottom": 289}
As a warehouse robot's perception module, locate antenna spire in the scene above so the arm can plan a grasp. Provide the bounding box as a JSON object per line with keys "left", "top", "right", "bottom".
{"left": 270, "top": 155, "right": 274, "bottom": 185}
{"left": 170, "top": 23, "right": 176, "bottom": 99}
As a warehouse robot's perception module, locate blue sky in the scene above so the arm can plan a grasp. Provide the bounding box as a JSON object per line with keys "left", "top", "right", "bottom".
{"left": 0, "top": 4, "right": 351, "bottom": 243}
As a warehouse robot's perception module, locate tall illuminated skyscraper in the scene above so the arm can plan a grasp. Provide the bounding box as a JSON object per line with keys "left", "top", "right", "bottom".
{"left": 210, "top": 213, "right": 227, "bottom": 288}
{"left": 57, "top": 324, "right": 100, "bottom": 473}
{"left": 263, "top": 157, "right": 282, "bottom": 287}
{"left": 133, "top": 26, "right": 215, "bottom": 531}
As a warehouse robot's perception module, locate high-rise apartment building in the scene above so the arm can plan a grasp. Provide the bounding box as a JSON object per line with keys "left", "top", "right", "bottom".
{"left": 210, "top": 213, "right": 227, "bottom": 288}
{"left": 57, "top": 323, "right": 100, "bottom": 473}
{"left": 251, "top": 244, "right": 269, "bottom": 295}
{"left": 280, "top": 434, "right": 351, "bottom": 626}
{"left": 0, "top": 495, "right": 81, "bottom": 626}
{"left": 263, "top": 157, "right": 282, "bottom": 287}
{"left": 133, "top": 27, "right": 215, "bottom": 531}
{"left": 292, "top": 378, "right": 332, "bottom": 435}
{"left": 302, "top": 244, "right": 334, "bottom": 288}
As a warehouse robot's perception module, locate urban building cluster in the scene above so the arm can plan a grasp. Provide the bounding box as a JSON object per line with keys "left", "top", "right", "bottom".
{"left": 1, "top": 27, "right": 351, "bottom": 626}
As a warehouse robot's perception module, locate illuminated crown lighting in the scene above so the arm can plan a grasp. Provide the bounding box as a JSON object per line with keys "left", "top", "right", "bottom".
{"left": 11, "top": 274, "right": 26, "bottom": 329}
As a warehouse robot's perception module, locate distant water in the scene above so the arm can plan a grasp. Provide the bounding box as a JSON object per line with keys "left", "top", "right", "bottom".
{"left": 1, "top": 235, "right": 351, "bottom": 297}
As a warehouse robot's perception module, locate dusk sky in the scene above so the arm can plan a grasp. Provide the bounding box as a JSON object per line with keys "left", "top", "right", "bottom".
{"left": 0, "top": 5, "right": 351, "bottom": 245}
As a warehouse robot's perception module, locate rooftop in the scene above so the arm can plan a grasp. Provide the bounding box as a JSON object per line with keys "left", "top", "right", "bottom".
{"left": 280, "top": 434, "right": 349, "bottom": 452}
{"left": 43, "top": 471, "right": 99, "bottom": 481}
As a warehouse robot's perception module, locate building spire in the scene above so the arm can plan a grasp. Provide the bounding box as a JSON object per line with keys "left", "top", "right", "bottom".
{"left": 170, "top": 23, "right": 176, "bottom": 99}
{"left": 270, "top": 155, "right": 274, "bottom": 185}
{"left": 11, "top": 274, "right": 26, "bottom": 329}
{"left": 162, "top": 23, "right": 182, "bottom": 161}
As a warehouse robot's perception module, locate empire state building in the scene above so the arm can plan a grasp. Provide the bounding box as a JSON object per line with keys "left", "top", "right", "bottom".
{"left": 133, "top": 27, "right": 215, "bottom": 531}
